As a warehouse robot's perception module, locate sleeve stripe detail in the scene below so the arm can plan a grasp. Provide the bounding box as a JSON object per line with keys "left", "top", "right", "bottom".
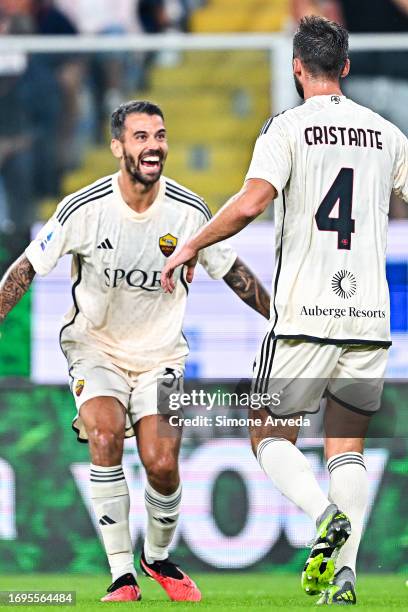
{"left": 165, "top": 188, "right": 212, "bottom": 222}
{"left": 259, "top": 108, "right": 292, "bottom": 137}
{"left": 165, "top": 182, "right": 212, "bottom": 219}
{"left": 166, "top": 181, "right": 212, "bottom": 215}
{"left": 57, "top": 177, "right": 112, "bottom": 223}
{"left": 165, "top": 181, "right": 205, "bottom": 206}
{"left": 260, "top": 116, "right": 274, "bottom": 136}
{"left": 59, "top": 189, "right": 113, "bottom": 225}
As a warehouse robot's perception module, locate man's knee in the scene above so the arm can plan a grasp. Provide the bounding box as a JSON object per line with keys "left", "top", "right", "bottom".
{"left": 143, "top": 453, "right": 179, "bottom": 488}
{"left": 87, "top": 427, "right": 124, "bottom": 465}
{"left": 88, "top": 427, "right": 122, "bottom": 449}
{"left": 80, "top": 397, "right": 126, "bottom": 460}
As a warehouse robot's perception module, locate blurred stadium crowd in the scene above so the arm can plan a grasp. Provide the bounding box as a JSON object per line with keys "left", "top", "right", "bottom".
{"left": 0, "top": 0, "right": 197, "bottom": 230}
{"left": 0, "top": 0, "right": 407, "bottom": 232}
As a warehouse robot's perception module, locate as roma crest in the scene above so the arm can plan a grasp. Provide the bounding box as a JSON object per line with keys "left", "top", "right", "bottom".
{"left": 159, "top": 233, "right": 178, "bottom": 257}
{"left": 75, "top": 379, "right": 85, "bottom": 397}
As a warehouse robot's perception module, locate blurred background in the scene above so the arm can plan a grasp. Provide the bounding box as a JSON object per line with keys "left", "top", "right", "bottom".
{"left": 0, "top": 0, "right": 407, "bottom": 577}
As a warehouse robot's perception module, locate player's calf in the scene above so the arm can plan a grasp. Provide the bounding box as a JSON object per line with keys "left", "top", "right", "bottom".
{"left": 90, "top": 464, "right": 136, "bottom": 583}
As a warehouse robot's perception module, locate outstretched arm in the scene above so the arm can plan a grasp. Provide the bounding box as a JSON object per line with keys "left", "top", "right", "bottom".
{"left": 0, "top": 255, "right": 35, "bottom": 323}
{"left": 161, "top": 178, "right": 276, "bottom": 292}
{"left": 223, "top": 257, "right": 270, "bottom": 319}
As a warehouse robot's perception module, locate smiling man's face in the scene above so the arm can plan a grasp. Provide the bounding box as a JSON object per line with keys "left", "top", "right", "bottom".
{"left": 113, "top": 112, "right": 168, "bottom": 186}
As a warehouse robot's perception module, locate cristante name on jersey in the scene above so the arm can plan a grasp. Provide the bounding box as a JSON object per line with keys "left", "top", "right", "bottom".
{"left": 300, "top": 305, "right": 386, "bottom": 319}
{"left": 104, "top": 267, "right": 162, "bottom": 291}
{"left": 304, "top": 125, "right": 383, "bottom": 149}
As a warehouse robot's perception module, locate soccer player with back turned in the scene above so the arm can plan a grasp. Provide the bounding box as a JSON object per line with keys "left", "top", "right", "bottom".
{"left": 162, "top": 17, "right": 408, "bottom": 605}
{"left": 0, "top": 100, "right": 270, "bottom": 602}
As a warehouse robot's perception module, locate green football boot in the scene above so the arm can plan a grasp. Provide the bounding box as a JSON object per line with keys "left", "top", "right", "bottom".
{"left": 302, "top": 504, "right": 351, "bottom": 596}
{"left": 317, "top": 567, "right": 357, "bottom": 605}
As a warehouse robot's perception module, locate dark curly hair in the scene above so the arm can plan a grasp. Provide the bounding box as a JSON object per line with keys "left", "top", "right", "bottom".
{"left": 293, "top": 16, "right": 349, "bottom": 80}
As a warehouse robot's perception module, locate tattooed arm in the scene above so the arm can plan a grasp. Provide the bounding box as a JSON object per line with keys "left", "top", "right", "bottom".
{"left": 223, "top": 257, "right": 270, "bottom": 319}
{"left": 0, "top": 255, "right": 36, "bottom": 323}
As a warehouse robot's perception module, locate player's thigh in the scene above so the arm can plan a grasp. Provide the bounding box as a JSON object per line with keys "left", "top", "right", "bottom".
{"left": 135, "top": 414, "right": 182, "bottom": 475}
{"left": 80, "top": 396, "right": 127, "bottom": 437}
{"left": 252, "top": 338, "right": 339, "bottom": 417}
{"left": 128, "top": 364, "right": 184, "bottom": 425}
{"left": 325, "top": 345, "right": 388, "bottom": 458}
{"left": 70, "top": 359, "right": 130, "bottom": 441}
{"left": 130, "top": 364, "right": 183, "bottom": 473}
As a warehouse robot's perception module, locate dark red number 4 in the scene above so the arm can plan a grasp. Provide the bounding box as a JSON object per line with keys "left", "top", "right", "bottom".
{"left": 315, "top": 167, "right": 355, "bottom": 250}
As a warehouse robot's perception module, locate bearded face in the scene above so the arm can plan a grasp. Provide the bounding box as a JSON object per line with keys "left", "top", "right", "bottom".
{"left": 116, "top": 113, "right": 168, "bottom": 187}
{"left": 123, "top": 146, "right": 166, "bottom": 186}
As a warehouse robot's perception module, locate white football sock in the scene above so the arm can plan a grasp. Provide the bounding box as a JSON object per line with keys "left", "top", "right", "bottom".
{"left": 257, "top": 437, "right": 330, "bottom": 523}
{"left": 90, "top": 464, "right": 135, "bottom": 582}
{"left": 327, "top": 452, "right": 368, "bottom": 577}
{"left": 144, "top": 482, "right": 182, "bottom": 563}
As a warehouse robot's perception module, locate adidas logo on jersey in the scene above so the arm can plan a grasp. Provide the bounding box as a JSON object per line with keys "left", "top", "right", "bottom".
{"left": 97, "top": 238, "right": 114, "bottom": 250}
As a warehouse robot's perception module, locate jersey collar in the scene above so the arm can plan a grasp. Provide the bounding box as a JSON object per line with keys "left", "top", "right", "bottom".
{"left": 112, "top": 172, "right": 165, "bottom": 221}
{"left": 305, "top": 94, "right": 347, "bottom": 104}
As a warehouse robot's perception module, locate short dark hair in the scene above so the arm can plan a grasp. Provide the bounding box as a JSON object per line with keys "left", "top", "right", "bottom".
{"left": 293, "top": 16, "right": 349, "bottom": 80}
{"left": 110, "top": 100, "right": 164, "bottom": 140}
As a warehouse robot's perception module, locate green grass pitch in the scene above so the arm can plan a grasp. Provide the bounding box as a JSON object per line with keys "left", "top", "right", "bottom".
{"left": 1, "top": 574, "right": 406, "bottom": 610}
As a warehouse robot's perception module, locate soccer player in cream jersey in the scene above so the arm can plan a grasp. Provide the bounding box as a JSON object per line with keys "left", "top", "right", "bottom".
{"left": 162, "top": 17, "right": 408, "bottom": 606}
{"left": 0, "top": 100, "right": 270, "bottom": 602}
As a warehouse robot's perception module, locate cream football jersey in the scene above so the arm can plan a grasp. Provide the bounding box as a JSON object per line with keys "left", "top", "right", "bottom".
{"left": 246, "top": 95, "right": 408, "bottom": 346}
{"left": 26, "top": 173, "right": 236, "bottom": 371}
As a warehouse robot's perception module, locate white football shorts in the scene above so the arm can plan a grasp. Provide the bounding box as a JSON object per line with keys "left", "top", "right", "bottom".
{"left": 68, "top": 353, "right": 184, "bottom": 442}
{"left": 252, "top": 338, "right": 388, "bottom": 416}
